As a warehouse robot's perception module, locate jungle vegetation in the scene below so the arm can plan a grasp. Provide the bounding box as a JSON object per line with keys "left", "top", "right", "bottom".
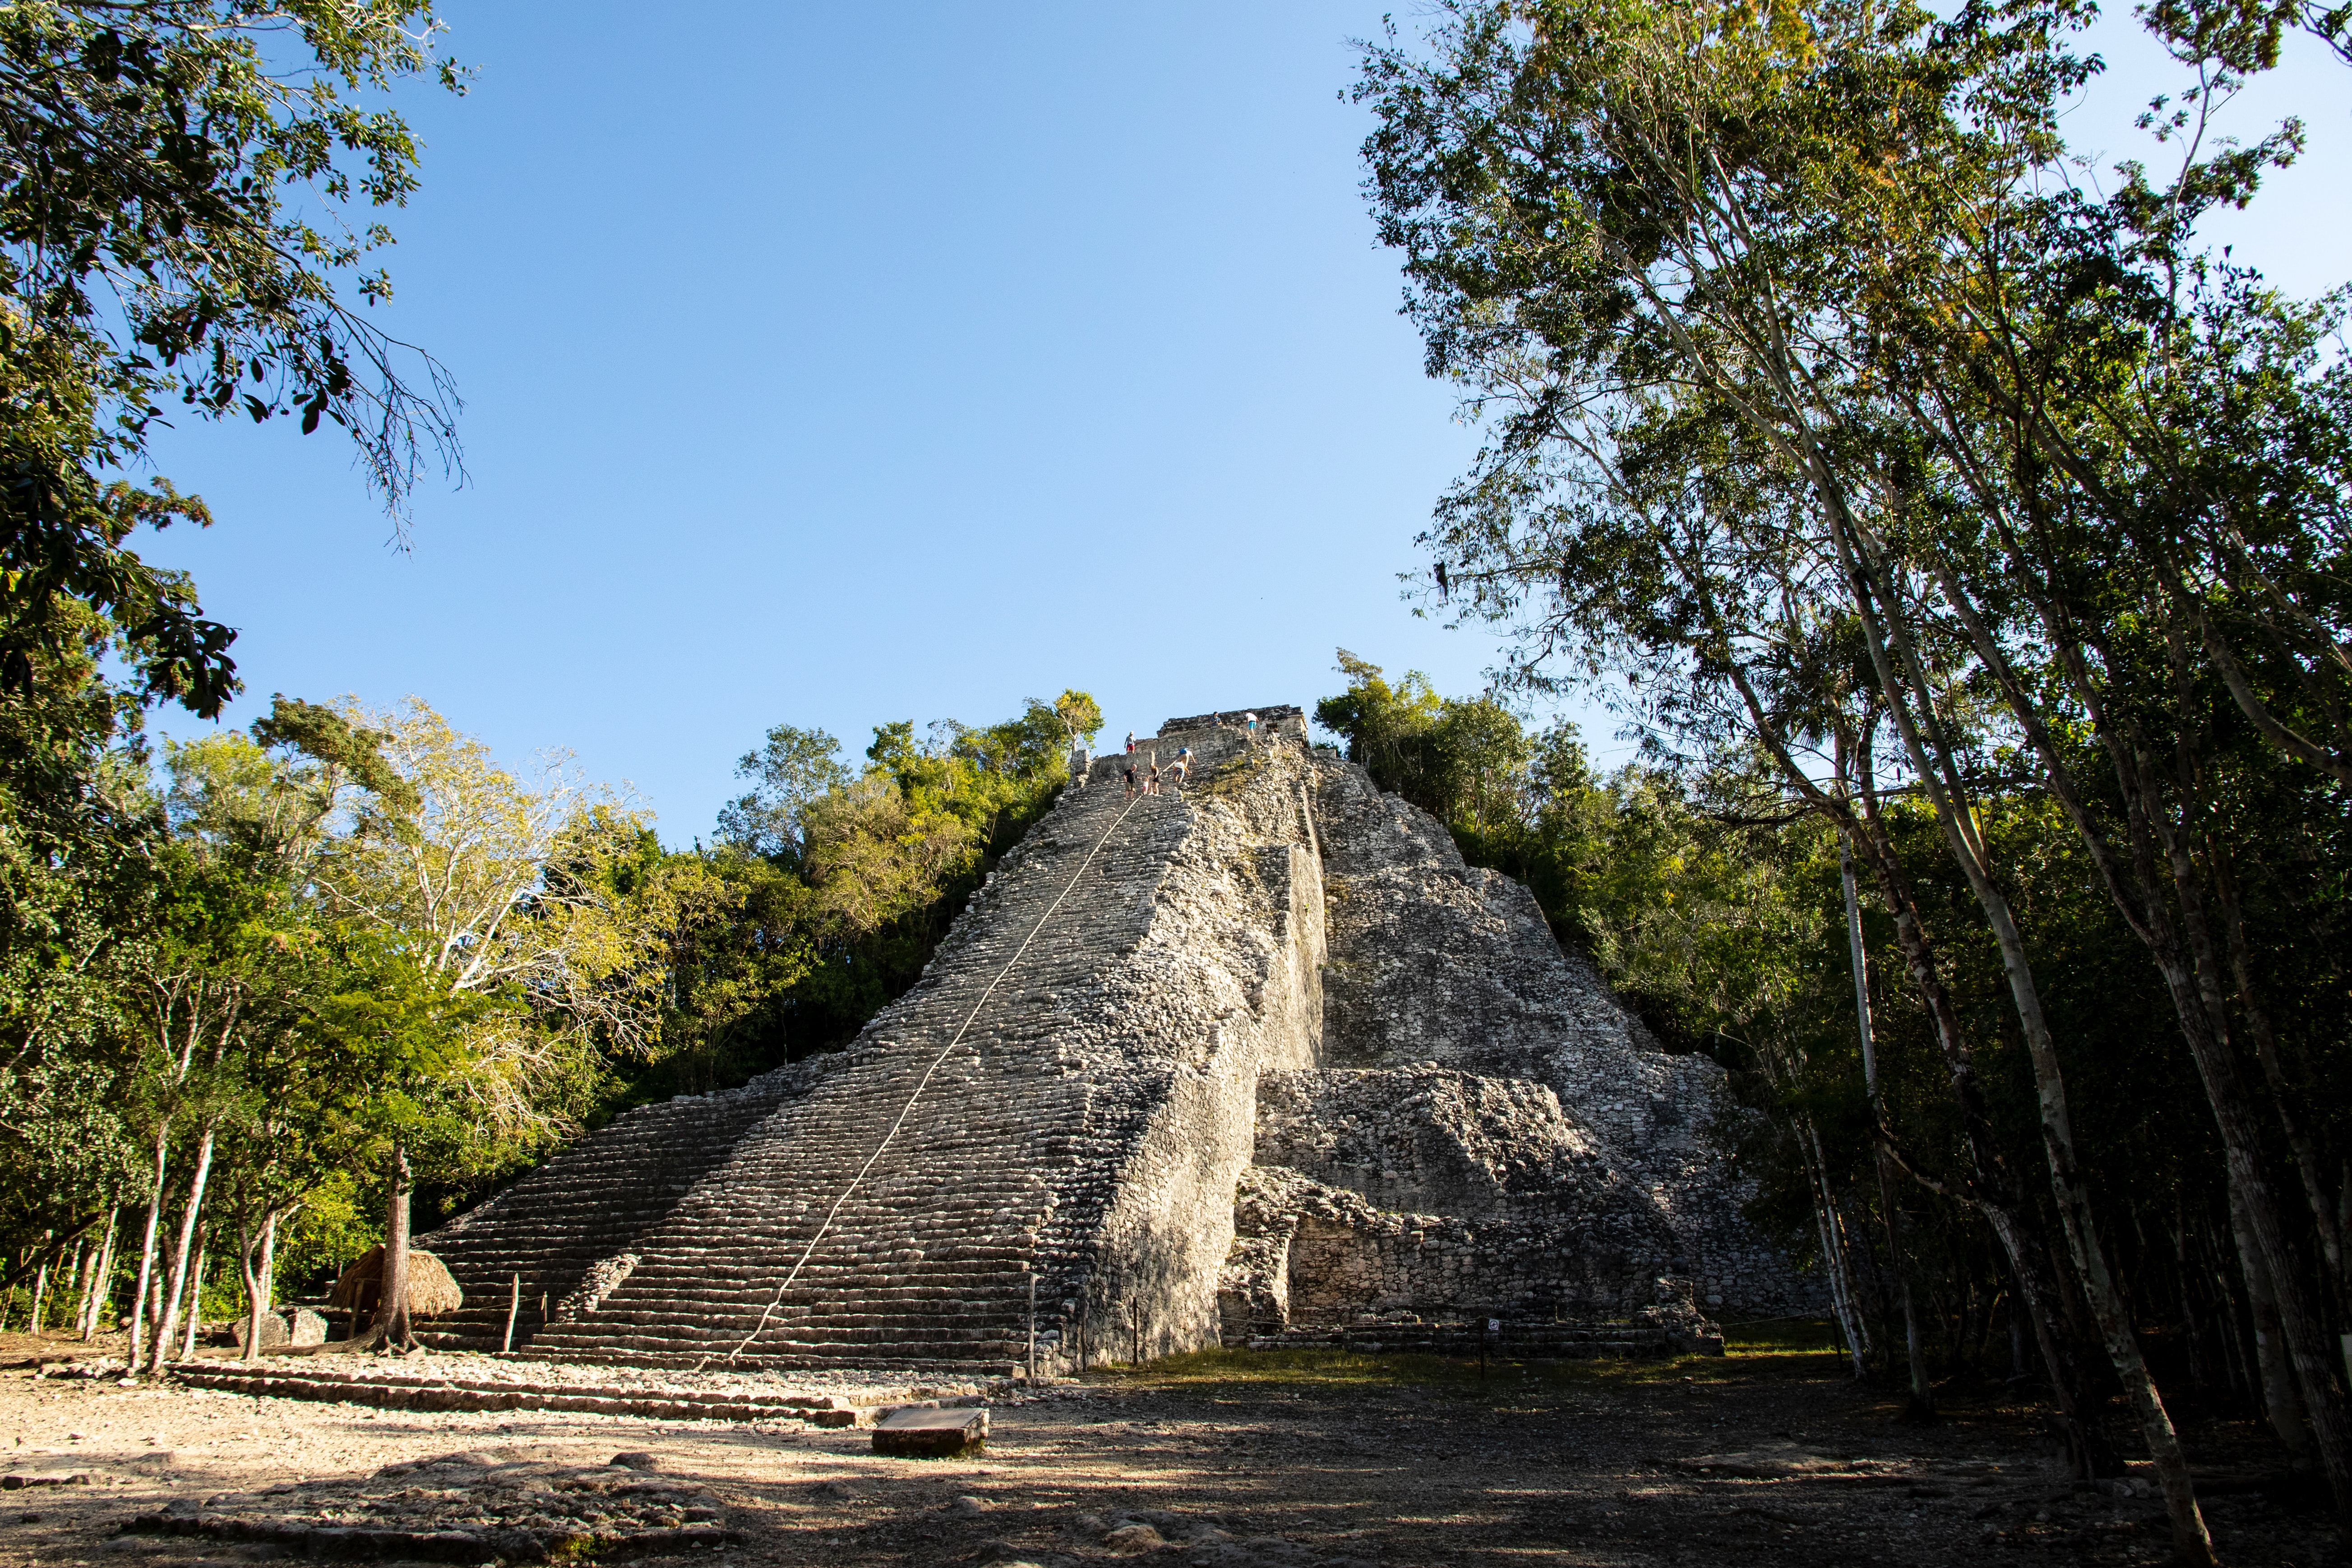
{"left": 1345, "top": 0, "right": 2352, "bottom": 1554}
{"left": 0, "top": 0, "right": 1114, "bottom": 1366}
{"left": 0, "top": 5, "right": 2347, "bottom": 1558}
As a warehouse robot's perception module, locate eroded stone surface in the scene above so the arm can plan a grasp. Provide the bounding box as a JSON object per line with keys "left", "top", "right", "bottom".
{"left": 120, "top": 1452, "right": 739, "bottom": 1562}
{"left": 1239, "top": 757, "right": 1811, "bottom": 1333}
{"left": 409, "top": 707, "right": 1808, "bottom": 1375}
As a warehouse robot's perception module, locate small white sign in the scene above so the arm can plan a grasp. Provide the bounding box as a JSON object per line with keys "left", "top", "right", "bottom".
{"left": 1487, "top": 1318, "right": 1501, "bottom": 1333}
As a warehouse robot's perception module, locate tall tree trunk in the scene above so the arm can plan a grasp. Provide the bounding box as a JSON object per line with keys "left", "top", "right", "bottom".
{"left": 27, "top": 1244, "right": 52, "bottom": 1335}
{"left": 259, "top": 1212, "right": 278, "bottom": 1336}
{"left": 2231, "top": 1180, "right": 2316, "bottom": 1464}
{"left": 377, "top": 1142, "right": 414, "bottom": 1350}
{"left": 148, "top": 1124, "right": 216, "bottom": 1371}
{"left": 81, "top": 1208, "right": 118, "bottom": 1341}
{"left": 240, "top": 1210, "right": 282, "bottom": 1365}
{"left": 65, "top": 1238, "right": 93, "bottom": 1340}
{"left": 178, "top": 1225, "right": 209, "bottom": 1361}
{"left": 125, "top": 1138, "right": 169, "bottom": 1371}
{"left": 1844, "top": 842, "right": 1933, "bottom": 1419}
{"left": 143, "top": 1268, "right": 165, "bottom": 1362}
{"left": 1803, "top": 1120, "right": 1871, "bottom": 1378}
{"left": 1839, "top": 530, "right": 2212, "bottom": 1563}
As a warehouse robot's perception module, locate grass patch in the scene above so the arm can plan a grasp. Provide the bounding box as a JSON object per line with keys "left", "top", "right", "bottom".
{"left": 1084, "top": 1346, "right": 1728, "bottom": 1397}
{"left": 1080, "top": 1322, "right": 1853, "bottom": 1397}
{"left": 1723, "top": 1318, "right": 1847, "bottom": 1358}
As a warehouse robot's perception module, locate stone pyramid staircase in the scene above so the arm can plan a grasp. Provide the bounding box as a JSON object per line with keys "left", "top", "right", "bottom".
{"left": 415, "top": 703, "right": 1809, "bottom": 1377}
{"left": 414, "top": 1076, "right": 802, "bottom": 1353}
{"left": 420, "top": 715, "right": 1327, "bottom": 1374}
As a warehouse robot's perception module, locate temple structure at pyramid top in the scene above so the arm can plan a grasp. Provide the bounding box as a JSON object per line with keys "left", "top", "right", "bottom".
{"left": 417, "top": 706, "right": 1811, "bottom": 1373}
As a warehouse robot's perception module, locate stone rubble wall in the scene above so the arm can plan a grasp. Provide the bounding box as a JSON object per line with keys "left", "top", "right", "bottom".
{"left": 1218, "top": 1065, "right": 1684, "bottom": 1333}
{"left": 1227, "top": 753, "right": 1812, "bottom": 1327}
{"left": 420, "top": 704, "right": 1810, "bottom": 1373}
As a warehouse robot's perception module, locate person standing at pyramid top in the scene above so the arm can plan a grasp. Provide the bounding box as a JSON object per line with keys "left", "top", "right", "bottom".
{"left": 1244, "top": 712, "right": 1259, "bottom": 742}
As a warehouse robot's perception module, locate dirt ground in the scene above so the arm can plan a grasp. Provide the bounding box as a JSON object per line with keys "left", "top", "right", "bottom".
{"left": 0, "top": 1327, "right": 2336, "bottom": 1567}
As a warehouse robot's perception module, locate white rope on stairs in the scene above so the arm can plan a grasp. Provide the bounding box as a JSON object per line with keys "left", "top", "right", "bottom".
{"left": 713, "top": 785, "right": 1145, "bottom": 1366}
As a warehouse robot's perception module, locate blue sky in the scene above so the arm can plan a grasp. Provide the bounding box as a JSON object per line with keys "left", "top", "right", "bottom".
{"left": 136, "top": 5, "right": 2351, "bottom": 844}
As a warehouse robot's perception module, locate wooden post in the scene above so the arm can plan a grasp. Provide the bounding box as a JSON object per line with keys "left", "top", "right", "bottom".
{"left": 1026, "top": 1273, "right": 1037, "bottom": 1381}
{"left": 377, "top": 1142, "right": 414, "bottom": 1349}
{"left": 502, "top": 1273, "right": 521, "bottom": 1354}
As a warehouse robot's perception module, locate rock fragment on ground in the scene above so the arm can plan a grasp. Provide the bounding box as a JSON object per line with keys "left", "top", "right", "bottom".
{"left": 119, "top": 1450, "right": 740, "bottom": 1562}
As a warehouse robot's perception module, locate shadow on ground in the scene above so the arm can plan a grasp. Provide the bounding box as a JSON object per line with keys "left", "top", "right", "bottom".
{"left": 0, "top": 1324, "right": 2334, "bottom": 1566}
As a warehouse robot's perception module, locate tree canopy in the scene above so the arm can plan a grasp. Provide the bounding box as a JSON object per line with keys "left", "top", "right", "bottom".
{"left": 1355, "top": 0, "right": 2352, "bottom": 1550}
{"left": 0, "top": 1, "right": 463, "bottom": 716}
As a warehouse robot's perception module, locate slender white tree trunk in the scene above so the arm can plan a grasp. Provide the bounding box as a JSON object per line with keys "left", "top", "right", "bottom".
{"left": 240, "top": 1211, "right": 282, "bottom": 1365}
{"left": 178, "top": 1227, "right": 209, "bottom": 1361}
{"left": 148, "top": 1125, "right": 216, "bottom": 1371}
{"left": 125, "top": 1139, "right": 169, "bottom": 1371}
{"left": 65, "top": 1241, "right": 91, "bottom": 1338}
{"left": 79, "top": 1209, "right": 117, "bottom": 1341}
{"left": 1844, "top": 842, "right": 1933, "bottom": 1417}
{"left": 27, "top": 1244, "right": 52, "bottom": 1336}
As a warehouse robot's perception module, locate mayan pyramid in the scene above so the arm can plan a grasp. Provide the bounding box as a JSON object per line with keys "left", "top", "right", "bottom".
{"left": 416, "top": 708, "right": 1810, "bottom": 1373}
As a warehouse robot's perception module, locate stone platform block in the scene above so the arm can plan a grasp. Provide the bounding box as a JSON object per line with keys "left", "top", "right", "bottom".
{"left": 873, "top": 1405, "right": 989, "bottom": 1458}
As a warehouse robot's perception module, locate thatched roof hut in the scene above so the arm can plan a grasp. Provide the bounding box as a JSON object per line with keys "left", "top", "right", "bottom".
{"left": 328, "top": 1246, "right": 464, "bottom": 1318}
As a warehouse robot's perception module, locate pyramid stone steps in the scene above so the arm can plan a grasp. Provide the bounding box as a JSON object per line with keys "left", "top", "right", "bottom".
{"left": 419, "top": 705, "right": 1808, "bottom": 1374}
{"left": 421, "top": 719, "right": 1326, "bottom": 1369}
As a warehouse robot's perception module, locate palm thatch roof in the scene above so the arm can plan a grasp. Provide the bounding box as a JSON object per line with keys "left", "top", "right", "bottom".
{"left": 327, "top": 1246, "right": 464, "bottom": 1318}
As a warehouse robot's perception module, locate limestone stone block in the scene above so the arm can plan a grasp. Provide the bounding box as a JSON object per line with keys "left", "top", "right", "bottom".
{"left": 231, "top": 1312, "right": 289, "bottom": 1351}
{"left": 872, "top": 1406, "right": 988, "bottom": 1458}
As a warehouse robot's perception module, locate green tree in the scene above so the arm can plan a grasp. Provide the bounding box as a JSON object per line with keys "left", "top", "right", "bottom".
{"left": 0, "top": 1, "right": 465, "bottom": 715}
{"left": 1354, "top": 0, "right": 2352, "bottom": 1540}
{"left": 0, "top": 622, "right": 156, "bottom": 1286}
{"left": 629, "top": 689, "right": 1107, "bottom": 1096}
